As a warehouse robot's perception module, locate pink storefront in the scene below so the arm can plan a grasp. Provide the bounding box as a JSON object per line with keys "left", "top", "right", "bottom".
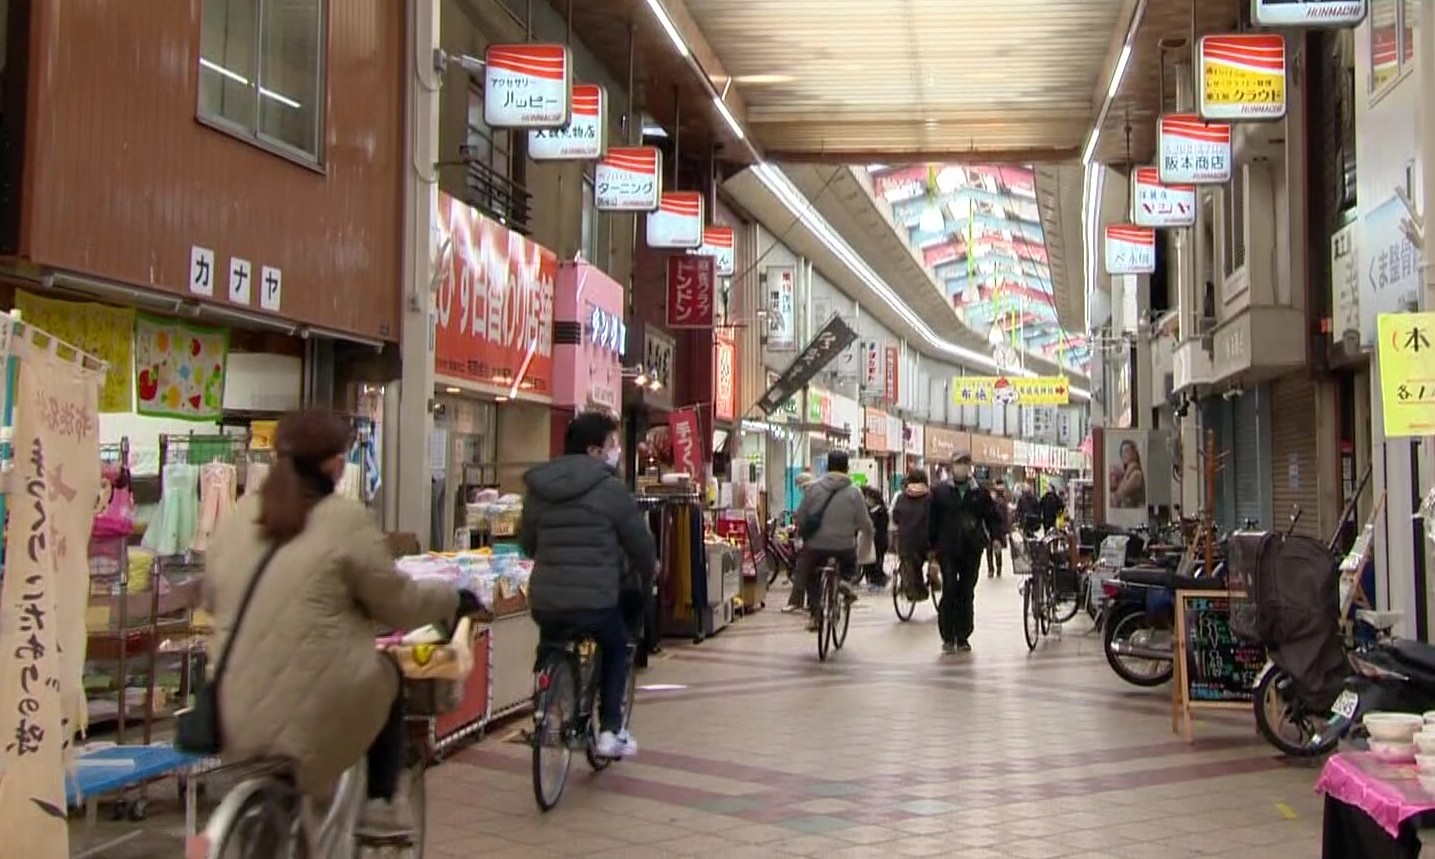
{"left": 550, "top": 261, "right": 626, "bottom": 452}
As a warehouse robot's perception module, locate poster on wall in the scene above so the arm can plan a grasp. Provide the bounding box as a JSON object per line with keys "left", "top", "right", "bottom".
{"left": 594, "top": 147, "right": 662, "bottom": 211}
{"left": 1157, "top": 114, "right": 1233, "bottom": 185}
{"left": 483, "top": 43, "right": 572, "bottom": 129}
{"left": 647, "top": 191, "right": 705, "bottom": 249}
{"left": 666, "top": 255, "right": 716, "bottom": 328}
{"left": 14, "top": 290, "right": 134, "bottom": 413}
{"left": 1132, "top": 167, "right": 1197, "bottom": 228}
{"left": 528, "top": 83, "right": 606, "bottom": 160}
{"left": 1359, "top": 196, "right": 1423, "bottom": 346}
{"left": 1104, "top": 225, "right": 1157, "bottom": 275}
{"left": 1375, "top": 312, "right": 1435, "bottom": 437}
{"left": 133, "top": 313, "right": 228, "bottom": 420}
{"left": 1198, "top": 34, "right": 1287, "bottom": 121}
{"left": 1103, "top": 429, "right": 1149, "bottom": 529}
{"left": 765, "top": 266, "right": 796, "bottom": 351}
{"left": 1252, "top": 0, "right": 1366, "bottom": 29}
{"left": 695, "top": 226, "right": 735, "bottom": 276}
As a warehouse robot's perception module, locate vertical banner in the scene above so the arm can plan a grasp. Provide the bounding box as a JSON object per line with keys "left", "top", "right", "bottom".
{"left": 0, "top": 345, "right": 103, "bottom": 858}
{"left": 666, "top": 255, "right": 716, "bottom": 328}
{"left": 765, "top": 266, "right": 796, "bottom": 351}
{"left": 713, "top": 328, "right": 736, "bottom": 422}
{"left": 883, "top": 346, "right": 899, "bottom": 403}
{"left": 669, "top": 408, "right": 702, "bottom": 478}
{"left": 863, "top": 341, "right": 885, "bottom": 394}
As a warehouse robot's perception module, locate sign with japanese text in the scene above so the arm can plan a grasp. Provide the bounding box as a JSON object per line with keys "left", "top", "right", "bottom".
{"left": 669, "top": 408, "right": 702, "bottom": 477}
{"left": 643, "top": 327, "right": 675, "bottom": 411}
{"left": 434, "top": 192, "right": 556, "bottom": 397}
{"left": 714, "top": 327, "right": 736, "bottom": 422}
{"left": 884, "top": 346, "right": 899, "bottom": 403}
{"left": 954, "top": 376, "right": 1071, "bottom": 407}
{"left": 483, "top": 44, "right": 572, "bottom": 129}
{"left": 1198, "top": 34, "right": 1287, "bottom": 121}
{"left": 766, "top": 266, "right": 796, "bottom": 351}
{"left": 756, "top": 314, "right": 859, "bottom": 414}
{"left": 529, "top": 83, "right": 606, "bottom": 161}
{"left": 807, "top": 388, "right": 833, "bottom": 426}
{"left": 863, "top": 340, "right": 885, "bottom": 394}
{"left": 587, "top": 305, "right": 625, "bottom": 357}
{"left": 1252, "top": 0, "right": 1366, "bottom": 28}
{"left": 1331, "top": 220, "right": 1361, "bottom": 342}
{"left": 694, "top": 225, "right": 735, "bottom": 276}
{"left": 666, "top": 254, "right": 716, "bottom": 329}
{"left": 863, "top": 408, "right": 892, "bottom": 452}
{"left": 647, "top": 191, "right": 705, "bottom": 249}
{"left": 0, "top": 343, "right": 102, "bottom": 857}
{"left": 595, "top": 147, "right": 662, "bottom": 211}
{"left": 1158, "top": 114, "right": 1233, "bottom": 185}
{"left": 1105, "top": 225, "right": 1157, "bottom": 275}
{"left": 1376, "top": 312, "right": 1435, "bottom": 436}
{"left": 1360, "top": 196, "right": 1423, "bottom": 346}
{"left": 1132, "top": 167, "right": 1197, "bottom": 228}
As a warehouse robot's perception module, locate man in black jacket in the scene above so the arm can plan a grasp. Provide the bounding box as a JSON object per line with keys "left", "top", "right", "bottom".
{"left": 928, "top": 453, "right": 1006, "bottom": 653}
{"left": 521, "top": 412, "right": 657, "bottom": 759}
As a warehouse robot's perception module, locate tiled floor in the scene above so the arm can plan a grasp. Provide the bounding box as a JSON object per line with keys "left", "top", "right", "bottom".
{"left": 427, "top": 572, "right": 1325, "bottom": 858}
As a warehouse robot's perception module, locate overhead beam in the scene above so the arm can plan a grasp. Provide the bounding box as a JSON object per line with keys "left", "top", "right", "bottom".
{"left": 765, "top": 146, "right": 1082, "bottom": 165}
{"left": 647, "top": 0, "right": 756, "bottom": 151}
{"left": 748, "top": 106, "right": 1093, "bottom": 124}
{"left": 1089, "top": 0, "right": 1143, "bottom": 112}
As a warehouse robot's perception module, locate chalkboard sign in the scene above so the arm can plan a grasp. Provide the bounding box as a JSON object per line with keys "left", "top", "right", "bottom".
{"left": 1180, "top": 594, "right": 1264, "bottom": 703}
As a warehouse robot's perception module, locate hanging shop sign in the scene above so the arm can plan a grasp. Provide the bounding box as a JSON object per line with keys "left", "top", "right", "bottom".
{"left": 553, "top": 261, "right": 624, "bottom": 414}
{"left": 755, "top": 313, "right": 860, "bottom": 414}
{"left": 669, "top": 408, "right": 702, "bottom": 477}
{"left": 863, "top": 408, "right": 893, "bottom": 452}
{"left": 924, "top": 426, "right": 970, "bottom": 462}
{"left": 643, "top": 326, "right": 675, "bottom": 411}
{"left": 1376, "top": 312, "right": 1435, "bottom": 437}
{"left": 595, "top": 146, "right": 662, "bottom": 211}
{"left": 528, "top": 83, "right": 606, "bottom": 161}
{"left": 1330, "top": 220, "right": 1361, "bottom": 344}
{"left": 903, "top": 423, "right": 924, "bottom": 457}
{"left": 588, "top": 305, "right": 625, "bottom": 357}
{"left": 1198, "top": 34, "right": 1287, "bottom": 121}
{"left": 953, "top": 375, "right": 1071, "bottom": 407}
{"left": 647, "top": 191, "right": 704, "bottom": 249}
{"left": 768, "top": 371, "right": 800, "bottom": 422}
{"left": 714, "top": 327, "right": 736, "bottom": 423}
{"left": 1359, "top": 195, "right": 1423, "bottom": 347}
{"left": 14, "top": 291, "right": 134, "bottom": 413}
{"left": 134, "top": 312, "right": 229, "bottom": 420}
{"left": 1157, "top": 114, "right": 1233, "bottom": 185}
{"left": 434, "top": 192, "right": 557, "bottom": 398}
{"left": 766, "top": 266, "right": 797, "bottom": 352}
{"left": 884, "top": 346, "right": 899, "bottom": 403}
{"left": 1104, "top": 225, "right": 1157, "bottom": 275}
{"left": 1252, "top": 0, "right": 1365, "bottom": 27}
{"left": 1132, "top": 167, "right": 1196, "bottom": 229}
{"left": 806, "top": 387, "right": 834, "bottom": 427}
{"left": 694, "top": 226, "right": 735, "bottom": 276}
{"left": 666, "top": 254, "right": 716, "bottom": 329}
{"left": 863, "top": 340, "right": 886, "bottom": 396}
{"left": 483, "top": 43, "right": 572, "bottom": 129}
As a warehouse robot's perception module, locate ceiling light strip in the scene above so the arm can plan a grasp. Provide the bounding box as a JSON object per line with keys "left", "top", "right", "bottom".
{"left": 643, "top": 0, "right": 690, "bottom": 58}
{"left": 1081, "top": 0, "right": 1150, "bottom": 165}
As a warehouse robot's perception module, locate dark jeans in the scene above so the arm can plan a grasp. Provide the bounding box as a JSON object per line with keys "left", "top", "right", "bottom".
{"left": 937, "top": 550, "right": 982, "bottom": 645}
{"left": 897, "top": 553, "right": 929, "bottom": 597}
{"left": 367, "top": 661, "right": 405, "bottom": 801}
{"left": 795, "top": 546, "right": 858, "bottom": 618}
{"left": 986, "top": 540, "right": 1003, "bottom": 575}
{"left": 533, "top": 606, "right": 631, "bottom": 733}
{"left": 863, "top": 542, "right": 889, "bottom": 585}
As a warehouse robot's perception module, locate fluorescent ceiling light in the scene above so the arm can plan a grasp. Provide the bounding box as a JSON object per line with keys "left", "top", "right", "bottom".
{"left": 200, "top": 58, "right": 301, "bottom": 109}
{"left": 750, "top": 163, "right": 1090, "bottom": 401}
{"left": 644, "top": 0, "right": 690, "bottom": 59}
{"left": 641, "top": 124, "right": 668, "bottom": 138}
{"left": 1081, "top": 0, "right": 1147, "bottom": 165}
{"left": 866, "top": 164, "right": 887, "bottom": 172}
{"left": 712, "top": 96, "right": 745, "bottom": 140}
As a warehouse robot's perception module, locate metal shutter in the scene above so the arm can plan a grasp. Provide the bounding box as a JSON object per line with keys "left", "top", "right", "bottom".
{"left": 1269, "top": 374, "right": 1321, "bottom": 538}
{"left": 1203, "top": 398, "right": 1232, "bottom": 530}
{"left": 1231, "top": 390, "right": 1266, "bottom": 529}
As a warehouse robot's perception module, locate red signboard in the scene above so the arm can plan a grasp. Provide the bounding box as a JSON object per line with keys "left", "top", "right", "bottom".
{"left": 666, "top": 254, "right": 715, "bottom": 328}
{"left": 883, "top": 346, "right": 899, "bottom": 403}
{"left": 434, "top": 192, "right": 557, "bottom": 397}
{"left": 669, "top": 408, "right": 702, "bottom": 478}
{"left": 714, "top": 327, "right": 736, "bottom": 422}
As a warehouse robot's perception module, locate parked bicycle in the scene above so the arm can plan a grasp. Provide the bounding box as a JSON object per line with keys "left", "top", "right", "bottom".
{"left": 815, "top": 558, "right": 852, "bottom": 661}
{"left": 1015, "top": 532, "right": 1079, "bottom": 651}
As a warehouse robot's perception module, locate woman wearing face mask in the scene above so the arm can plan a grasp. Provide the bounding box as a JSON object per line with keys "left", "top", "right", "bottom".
{"left": 203, "top": 410, "right": 471, "bottom": 835}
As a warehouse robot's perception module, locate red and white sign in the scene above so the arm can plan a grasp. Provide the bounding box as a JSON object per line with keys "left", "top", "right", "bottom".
{"left": 1104, "top": 225, "right": 1157, "bottom": 276}
{"left": 595, "top": 146, "right": 662, "bottom": 211}
{"left": 864, "top": 341, "right": 885, "bottom": 393}
{"left": 1198, "top": 34, "right": 1288, "bottom": 121}
{"left": 694, "top": 226, "right": 735, "bottom": 276}
{"left": 863, "top": 407, "right": 892, "bottom": 452}
{"left": 1252, "top": 0, "right": 1365, "bottom": 27}
{"left": 647, "top": 191, "right": 704, "bottom": 249}
{"left": 714, "top": 328, "right": 736, "bottom": 422}
{"left": 666, "top": 255, "right": 715, "bottom": 329}
{"left": 483, "top": 44, "right": 571, "bottom": 129}
{"left": 529, "top": 83, "right": 606, "bottom": 161}
{"left": 1132, "top": 167, "right": 1196, "bottom": 228}
{"left": 883, "top": 346, "right": 899, "bottom": 403}
{"left": 434, "top": 192, "right": 556, "bottom": 397}
{"left": 669, "top": 409, "right": 702, "bottom": 478}
{"left": 1157, "top": 114, "right": 1232, "bottom": 186}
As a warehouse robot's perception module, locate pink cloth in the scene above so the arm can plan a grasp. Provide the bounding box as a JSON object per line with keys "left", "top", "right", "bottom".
{"left": 1316, "top": 752, "right": 1435, "bottom": 838}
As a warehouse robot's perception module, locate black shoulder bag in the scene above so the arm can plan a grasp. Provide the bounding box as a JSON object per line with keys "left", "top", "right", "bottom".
{"left": 175, "top": 543, "right": 281, "bottom": 755}
{"left": 799, "top": 488, "right": 842, "bottom": 541}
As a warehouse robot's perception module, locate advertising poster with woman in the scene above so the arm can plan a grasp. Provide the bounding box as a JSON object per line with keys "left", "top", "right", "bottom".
{"left": 1104, "top": 429, "right": 1149, "bottom": 529}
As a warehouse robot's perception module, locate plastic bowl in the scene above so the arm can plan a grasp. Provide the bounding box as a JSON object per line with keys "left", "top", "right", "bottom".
{"left": 1414, "top": 732, "right": 1435, "bottom": 754}
{"left": 1370, "top": 740, "right": 1417, "bottom": 763}
{"left": 1365, "top": 712, "right": 1426, "bottom": 743}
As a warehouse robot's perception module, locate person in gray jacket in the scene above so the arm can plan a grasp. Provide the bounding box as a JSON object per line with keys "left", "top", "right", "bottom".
{"left": 791, "top": 450, "right": 874, "bottom": 632}
{"left": 521, "top": 412, "right": 656, "bottom": 758}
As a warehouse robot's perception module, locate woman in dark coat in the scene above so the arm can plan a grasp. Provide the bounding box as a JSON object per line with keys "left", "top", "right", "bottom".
{"left": 861, "top": 485, "right": 891, "bottom": 589}
{"left": 890, "top": 469, "right": 933, "bottom": 599}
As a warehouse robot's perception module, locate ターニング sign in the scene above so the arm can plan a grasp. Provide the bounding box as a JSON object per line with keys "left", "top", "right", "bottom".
{"left": 595, "top": 147, "right": 661, "bottom": 211}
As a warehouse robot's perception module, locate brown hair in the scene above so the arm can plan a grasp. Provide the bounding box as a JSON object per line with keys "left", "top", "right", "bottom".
{"left": 258, "top": 409, "right": 351, "bottom": 543}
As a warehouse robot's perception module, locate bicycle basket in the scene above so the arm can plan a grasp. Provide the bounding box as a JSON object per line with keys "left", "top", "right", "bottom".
{"left": 1009, "top": 533, "right": 1034, "bottom": 576}
{"left": 385, "top": 618, "right": 477, "bottom": 714}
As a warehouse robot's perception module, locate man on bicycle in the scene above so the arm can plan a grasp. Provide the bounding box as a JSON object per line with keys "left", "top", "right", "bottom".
{"left": 791, "top": 450, "right": 873, "bottom": 633}
{"left": 521, "top": 412, "right": 656, "bottom": 759}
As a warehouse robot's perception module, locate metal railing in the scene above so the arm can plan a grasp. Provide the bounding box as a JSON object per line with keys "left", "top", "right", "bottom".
{"left": 454, "top": 145, "right": 532, "bottom": 235}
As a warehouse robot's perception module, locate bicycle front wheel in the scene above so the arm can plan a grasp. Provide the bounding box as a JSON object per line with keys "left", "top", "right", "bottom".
{"left": 817, "top": 574, "right": 833, "bottom": 662}
{"left": 833, "top": 583, "right": 852, "bottom": 650}
{"left": 205, "top": 780, "right": 299, "bottom": 859}
{"left": 1021, "top": 580, "right": 1039, "bottom": 652}
{"left": 532, "top": 656, "right": 577, "bottom": 811}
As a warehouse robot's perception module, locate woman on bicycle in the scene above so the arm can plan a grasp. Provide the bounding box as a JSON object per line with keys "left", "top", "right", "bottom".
{"left": 203, "top": 410, "right": 469, "bottom": 835}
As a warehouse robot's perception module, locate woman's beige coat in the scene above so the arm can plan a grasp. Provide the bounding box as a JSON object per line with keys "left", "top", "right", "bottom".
{"left": 203, "top": 494, "right": 458, "bottom": 795}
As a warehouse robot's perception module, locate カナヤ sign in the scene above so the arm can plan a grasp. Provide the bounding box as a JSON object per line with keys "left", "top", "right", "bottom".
{"left": 529, "top": 83, "right": 606, "bottom": 161}
{"left": 666, "top": 255, "right": 716, "bottom": 329}
{"left": 694, "top": 226, "right": 735, "bottom": 276}
{"left": 1132, "top": 167, "right": 1196, "bottom": 228}
{"left": 1104, "top": 225, "right": 1157, "bottom": 275}
{"left": 1198, "top": 34, "right": 1287, "bottom": 121}
{"left": 647, "top": 191, "right": 704, "bottom": 249}
{"left": 1376, "top": 312, "right": 1435, "bottom": 437}
{"left": 1158, "top": 114, "right": 1232, "bottom": 185}
{"left": 434, "top": 192, "right": 556, "bottom": 396}
{"left": 595, "top": 146, "right": 662, "bottom": 211}
{"left": 483, "top": 44, "right": 572, "bottom": 128}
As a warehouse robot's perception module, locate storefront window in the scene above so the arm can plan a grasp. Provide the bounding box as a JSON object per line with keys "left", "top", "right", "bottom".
{"left": 1370, "top": 0, "right": 1409, "bottom": 94}
{"left": 198, "top": 0, "right": 326, "bottom": 162}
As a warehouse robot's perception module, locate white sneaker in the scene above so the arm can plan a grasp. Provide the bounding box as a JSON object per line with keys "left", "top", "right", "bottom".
{"left": 596, "top": 729, "right": 638, "bottom": 758}
{"left": 360, "top": 796, "right": 415, "bottom": 837}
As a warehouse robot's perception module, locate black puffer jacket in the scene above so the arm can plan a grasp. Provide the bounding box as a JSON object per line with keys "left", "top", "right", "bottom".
{"left": 520, "top": 455, "right": 657, "bottom": 612}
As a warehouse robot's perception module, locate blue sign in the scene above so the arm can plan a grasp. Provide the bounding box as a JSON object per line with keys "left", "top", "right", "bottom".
{"left": 588, "top": 305, "right": 626, "bottom": 357}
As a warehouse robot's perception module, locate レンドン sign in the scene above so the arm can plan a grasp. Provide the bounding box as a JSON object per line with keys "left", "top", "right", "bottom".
{"left": 483, "top": 44, "right": 572, "bottom": 129}
{"left": 595, "top": 147, "right": 662, "bottom": 211}
{"left": 1198, "top": 34, "right": 1287, "bottom": 121}
{"left": 1132, "top": 167, "right": 1196, "bottom": 229}
{"left": 1104, "top": 225, "right": 1157, "bottom": 275}
{"left": 666, "top": 255, "right": 716, "bottom": 329}
{"left": 1158, "top": 114, "right": 1232, "bottom": 185}
{"left": 529, "top": 83, "right": 606, "bottom": 161}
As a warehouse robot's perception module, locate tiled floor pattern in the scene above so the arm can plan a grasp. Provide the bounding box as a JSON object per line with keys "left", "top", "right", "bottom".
{"left": 428, "top": 573, "right": 1325, "bottom": 858}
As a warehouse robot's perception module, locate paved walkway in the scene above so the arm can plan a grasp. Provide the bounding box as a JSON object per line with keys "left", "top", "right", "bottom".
{"left": 428, "top": 573, "right": 1324, "bottom": 858}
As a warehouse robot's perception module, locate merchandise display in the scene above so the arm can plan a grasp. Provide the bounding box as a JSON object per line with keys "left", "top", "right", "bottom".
{"left": 395, "top": 548, "right": 532, "bottom": 616}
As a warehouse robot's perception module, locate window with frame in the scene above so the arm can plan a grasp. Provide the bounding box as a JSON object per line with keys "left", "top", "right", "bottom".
{"left": 466, "top": 86, "right": 511, "bottom": 180}
{"left": 1369, "top": 0, "right": 1417, "bottom": 93}
{"left": 198, "top": 0, "right": 326, "bottom": 163}
{"left": 580, "top": 172, "right": 610, "bottom": 271}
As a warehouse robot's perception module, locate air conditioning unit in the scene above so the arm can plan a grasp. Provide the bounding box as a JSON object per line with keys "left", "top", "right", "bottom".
{"left": 1233, "top": 116, "right": 1287, "bottom": 164}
